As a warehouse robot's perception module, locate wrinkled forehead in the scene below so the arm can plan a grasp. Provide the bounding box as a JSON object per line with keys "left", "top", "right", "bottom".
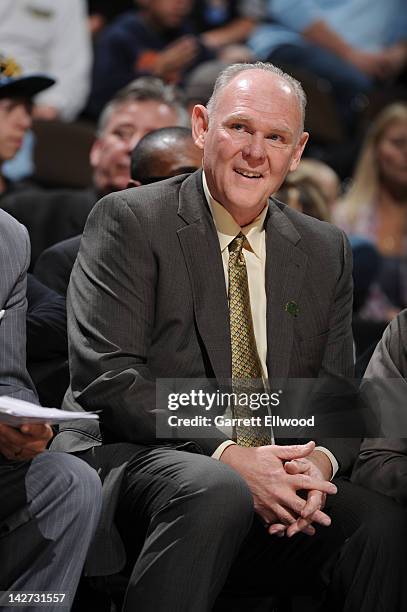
{"left": 103, "top": 100, "right": 176, "bottom": 133}
{"left": 212, "top": 70, "right": 303, "bottom": 128}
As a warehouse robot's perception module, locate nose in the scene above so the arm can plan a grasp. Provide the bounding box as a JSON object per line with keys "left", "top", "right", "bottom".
{"left": 127, "top": 132, "right": 143, "bottom": 153}
{"left": 242, "top": 132, "right": 266, "bottom": 163}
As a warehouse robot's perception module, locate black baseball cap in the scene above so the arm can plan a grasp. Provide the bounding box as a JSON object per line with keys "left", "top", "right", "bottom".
{"left": 0, "top": 54, "right": 55, "bottom": 99}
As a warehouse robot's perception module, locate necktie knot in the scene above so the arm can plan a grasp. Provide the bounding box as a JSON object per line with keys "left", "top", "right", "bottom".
{"left": 229, "top": 232, "right": 245, "bottom": 265}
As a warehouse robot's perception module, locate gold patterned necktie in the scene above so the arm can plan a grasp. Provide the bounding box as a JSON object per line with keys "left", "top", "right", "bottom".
{"left": 228, "top": 232, "right": 271, "bottom": 446}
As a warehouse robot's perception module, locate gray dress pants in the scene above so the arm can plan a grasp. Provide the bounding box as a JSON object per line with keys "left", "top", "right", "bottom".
{"left": 80, "top": 443, "right": 407, "bottom": 612}
{"left": 0, "top": 451, "right": 102, "bottom": 611}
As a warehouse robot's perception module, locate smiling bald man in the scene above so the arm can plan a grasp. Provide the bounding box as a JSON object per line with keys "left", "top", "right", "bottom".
{"left": 52, "top": 62, "right": 407, "bottom": 611}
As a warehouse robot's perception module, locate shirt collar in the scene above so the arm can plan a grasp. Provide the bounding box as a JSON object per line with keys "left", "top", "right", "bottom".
{"left": 202, "top": 171, "right": 268, "bottom": 258}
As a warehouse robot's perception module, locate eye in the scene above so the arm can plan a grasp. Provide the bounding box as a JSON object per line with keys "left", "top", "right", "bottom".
{"left": 231, "top": 123, "right": 246, "bottom": 132}
{"left": 268, "top": 133, "right": 284, "bottom": 142}
{"left": 113, "top": 128, "right": 134, "bottom": 142}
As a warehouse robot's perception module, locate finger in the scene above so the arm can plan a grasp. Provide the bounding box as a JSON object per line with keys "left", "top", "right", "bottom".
{"left": 278, "top": 492, "right": 330, "bottom": 526}
{"left": 20, "top": 423, "right": 47, "bottom": 436}
{"left": 268, "top": 523, "right": 286, "bottom": 536}
{"left": 284, "top": 459, "right": 310, "bottom": 474}
{"left": 271, "top": 504, "right": 298, "bottom": 526}
{"left": 301, "top": 490, "right": 323, "bottom": 518}
{"left": 277, "top": 491, "right": 307, "bottom": 516}
{"left": 287, "top": 521, "right": 316, "bottom": 537}
{"left": 303, "top": 508, "right": 331, "bottom": 527}
{"left": 287, "top": 519, "right": 316, "bottom": 538}
{"left": 291, "top": 474, "right": 337, "bottom": 495}
{"left": 0, "top": 442, "right": 36, "bottom": 461}
{"left": 17, "top": 441, "right": 48, "bottom": 454}
{"left": 0, "top": 426, "right": 28, "bottom": 446}
{"left": 20, "top": 423, "right": 52, "bottom": 441}
{"left": 0, "top": 442, "right": 18, "bottom": 459}
{"left": 274, "top": 441, "right": 315, "bottom": 461}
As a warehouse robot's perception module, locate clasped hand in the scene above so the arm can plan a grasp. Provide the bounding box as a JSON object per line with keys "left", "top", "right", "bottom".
{"left": 220, "top": 440, "right": 336, "bottom": 538}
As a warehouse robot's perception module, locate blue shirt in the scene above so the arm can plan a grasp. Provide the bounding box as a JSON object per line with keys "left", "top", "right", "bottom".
{"left": 249, "top": 0, "right": 407, "bottom": 59}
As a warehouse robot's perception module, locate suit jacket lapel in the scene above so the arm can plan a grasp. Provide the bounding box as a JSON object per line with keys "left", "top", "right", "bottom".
{"left": 177, "top": 172, "right": 232, "bottom": 381}
{"left": 265, "top": 200, "right": 308, "bottom": 379}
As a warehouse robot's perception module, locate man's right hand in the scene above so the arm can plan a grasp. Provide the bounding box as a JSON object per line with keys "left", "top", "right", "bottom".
{"left": 220, "top": 441, "right": 337, "bottom": 535}
{"left": 345, "top": 48, "right": 390, "bottom": 79}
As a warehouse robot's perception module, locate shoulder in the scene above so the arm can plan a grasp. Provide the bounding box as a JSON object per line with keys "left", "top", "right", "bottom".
{"left": 271, "top": 197, "right": 347, "bottom": 250}
{"left": 89, "top": 173, "right": 194, "bottom": 223}
{"left": 106, "top": 10, "right": 143, "bottom": 35}
{"left": 382, "top": 309, "right": 407, "bottom": 360}
{"left": 365, "top": 310, "right": 407, "bottom": 378}
{"left": 0, "top": 210, "right": 30, "bottom": 287}
{"left": 0, "top": 208, "right": 29, "bottom": 247}
{"left": 38, "top": 234, "right": 82, "bottom": 262}
{"left": 2, "top": 187, "right": 95, "bottom": 213}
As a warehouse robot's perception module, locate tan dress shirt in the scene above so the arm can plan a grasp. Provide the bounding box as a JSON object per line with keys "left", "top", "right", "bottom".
{"left": 202, "top": 173, "right": 338, "bottom": 476}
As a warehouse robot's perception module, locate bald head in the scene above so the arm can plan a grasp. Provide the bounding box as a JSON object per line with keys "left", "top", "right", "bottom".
{"left": 206, "top": 62, "right": 307, "bottom": 133}
{"left": 130, "top": 127, "right": 202, "bottom": 185}
{"left": 191, "top": 62, "right": 309, "bottom": 226}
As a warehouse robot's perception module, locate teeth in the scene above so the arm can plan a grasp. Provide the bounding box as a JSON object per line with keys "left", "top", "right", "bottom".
{"left": 236, "top": 169, "right": 262, "bottom": 178}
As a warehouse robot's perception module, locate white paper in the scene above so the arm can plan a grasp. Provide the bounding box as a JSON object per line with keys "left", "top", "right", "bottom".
{"left": 0, "top": 396, "right": 99, "bottom": 425}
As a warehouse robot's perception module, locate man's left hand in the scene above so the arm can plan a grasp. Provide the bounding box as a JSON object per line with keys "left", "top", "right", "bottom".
{"left": 282, "top": 450, "right": 333, "bottom": 537}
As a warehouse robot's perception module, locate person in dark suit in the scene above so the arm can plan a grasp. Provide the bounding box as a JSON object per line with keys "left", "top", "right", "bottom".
{"left": 26, "top": 274, "right": 68, "bottom": 407}
{"left": 0, "top": 67, "right": 102, "bottom": 608}
{"left": 52, "top": 62, "right": 407, "bottom": 610}
{"left": 34, "top": 126, "right": 203, "bottom": 295}
{"left": 0, "top": 208, "right": 102, "bottom": 609}
{"left": 352, "top": 309, "right": 407, "bottom": 503}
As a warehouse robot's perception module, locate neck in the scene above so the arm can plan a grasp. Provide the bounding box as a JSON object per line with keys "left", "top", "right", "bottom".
{"left": 228, "top": 204, "right": 267, "bottom": 227}
{"left": 378, "top": 181, "right": 407, "bottom": 208}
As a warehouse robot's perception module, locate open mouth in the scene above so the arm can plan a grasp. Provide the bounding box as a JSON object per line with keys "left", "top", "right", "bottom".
{"left": 234, "top": 169, "right": 263, "bottom": 179}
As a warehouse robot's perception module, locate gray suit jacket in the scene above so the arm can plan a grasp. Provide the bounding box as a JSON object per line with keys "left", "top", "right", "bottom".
{"left": 352, "top": 309, "right": 407, "bottom": 505}
{"left": 54, "top": 170, "right": 357, "bottom": 473}
{"left": 0, "top": 209, "right": 37, "bottom": 403}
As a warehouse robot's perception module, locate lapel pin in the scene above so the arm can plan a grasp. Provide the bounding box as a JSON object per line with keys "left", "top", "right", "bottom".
{"left": 285, "top": 301, "right": 299, "bottom": 317}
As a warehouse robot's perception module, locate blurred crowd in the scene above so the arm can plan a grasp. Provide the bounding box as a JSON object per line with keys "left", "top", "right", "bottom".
{"left": 0, "top": 0, "right": 406, "bottom": 403}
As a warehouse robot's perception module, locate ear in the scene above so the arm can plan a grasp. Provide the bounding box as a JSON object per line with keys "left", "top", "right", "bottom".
{"left": 90, "top": 139, "right": 102, "bottom": 169}
{"left": 191, "top": 104, "right": 209, "bottom": 150}
{"left": 289, "top": 132, "right": 309, "bottom": 173}
{"left": 127, "top": 179, "right": 141, "bottom": 188}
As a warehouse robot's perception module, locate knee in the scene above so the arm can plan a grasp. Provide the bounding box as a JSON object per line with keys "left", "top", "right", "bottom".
{"left": 31, "top": 452, "right": 102, "bottom": 518}
{"left": 179, "top": 459, "right": 254, "bottom": 535}
{"left": 54, "top": 452, "right": 102, "bottom": 511}
{"left": 363, "top": 499, "right": 407, "bottom": 544}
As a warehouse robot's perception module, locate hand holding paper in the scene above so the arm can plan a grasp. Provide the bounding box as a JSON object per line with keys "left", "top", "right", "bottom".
{"left": 0, "top": 395, "right": 100, "bottom": 426}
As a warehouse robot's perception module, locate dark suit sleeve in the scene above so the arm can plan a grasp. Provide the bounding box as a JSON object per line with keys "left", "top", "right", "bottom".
{"left": 26, "top": 274, "right": 67, "bottom": 361}
{"left": 34, "top": 236, "right": 80, "bottom": 296}
{"left": 352, "top": 312, "right": 407, "bottom": 505}
{"left": 0, "top": 212, "right": 38, "bottom": 403}
{"left": 314, "top": 229, "right": 360, "bottom": 475}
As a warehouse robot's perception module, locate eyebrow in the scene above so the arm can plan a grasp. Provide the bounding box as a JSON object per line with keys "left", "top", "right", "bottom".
{"left": 226, "top": 113, "right": 252, "bottom": 123}
{"left": 112, "top": 122, "right": 136, "bottom": 130}
{"left": 225, "top": 114, "right": 293, "bottom": 135}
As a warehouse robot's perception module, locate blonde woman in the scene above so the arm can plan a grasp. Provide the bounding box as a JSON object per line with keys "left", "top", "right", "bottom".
{"left": 334, "top": 102, "right": 407, "bottom": 319}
